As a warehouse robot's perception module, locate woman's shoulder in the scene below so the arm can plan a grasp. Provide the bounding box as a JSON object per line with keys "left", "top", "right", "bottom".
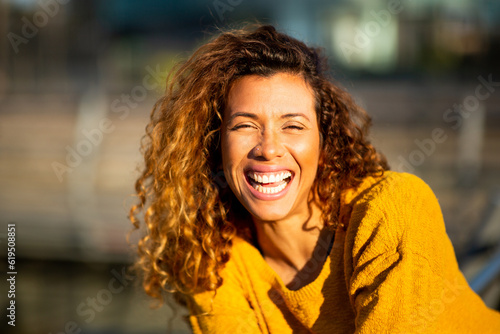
{"left": 343, "top": 171, "right": 440, "bottom": 224}
{"left": 343, "top": 171, "right": 446, "bottom": 257}
{"left": 222, "top": 235, "right": 275, "bottom": 282}
{"left": 343, "top": 170, "right": 434, "bottom": 207}
{"left": 189, "top": 237, "right": 264, "bottom": 308}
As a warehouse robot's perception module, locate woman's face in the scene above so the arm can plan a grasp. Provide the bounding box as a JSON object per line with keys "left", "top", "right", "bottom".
{"left": 221, "top": 72, "right": 321, "bottom": 222}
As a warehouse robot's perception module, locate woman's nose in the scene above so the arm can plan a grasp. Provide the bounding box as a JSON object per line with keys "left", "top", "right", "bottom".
{"left": 253, "top": 130, "right": 285, "bottom": 160}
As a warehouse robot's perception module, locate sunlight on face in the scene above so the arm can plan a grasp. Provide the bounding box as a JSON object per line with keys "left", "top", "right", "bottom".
{"left": 221, "top": 72, "right": 321, "bottom": 223}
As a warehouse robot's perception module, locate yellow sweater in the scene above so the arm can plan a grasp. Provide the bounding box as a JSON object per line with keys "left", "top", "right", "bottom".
{"left": 187, "top": 171, "right": 500, "bottom": 333}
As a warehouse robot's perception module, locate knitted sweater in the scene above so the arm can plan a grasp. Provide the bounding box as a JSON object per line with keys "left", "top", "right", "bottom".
{"left": 187, "top": 171, "right": 500, "bottom": 333}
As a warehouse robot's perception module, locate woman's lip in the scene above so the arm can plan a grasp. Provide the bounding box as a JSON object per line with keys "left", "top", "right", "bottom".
{"left": 244, "top": 172, "right": 294, "bottom": 200}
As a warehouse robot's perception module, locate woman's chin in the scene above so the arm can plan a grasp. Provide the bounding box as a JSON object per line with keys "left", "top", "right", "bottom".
{"left": 251, "top": 214, "right": 288, "bottom": 223}
{"left": 246, "top": 204, "right": 293, "bottom": 223}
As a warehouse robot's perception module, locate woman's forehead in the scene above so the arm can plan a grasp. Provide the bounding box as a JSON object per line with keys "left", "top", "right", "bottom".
{"left": 224, "top": 73, "right": 316, "bottom": 120}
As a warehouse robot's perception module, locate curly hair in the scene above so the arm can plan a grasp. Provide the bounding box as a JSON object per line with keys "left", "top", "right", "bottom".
{"left": 130, "top": 24, "right": 389, "bottom": 304}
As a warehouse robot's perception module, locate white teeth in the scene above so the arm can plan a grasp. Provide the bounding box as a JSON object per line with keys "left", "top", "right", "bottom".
{"left": 248, "top": 171, "right": 292, "bottom": 184}
{"left": 254, "top": 182, "right": 287, "bottom": 194}
{"left": 247, "top": 171, "right": 293, "bottom": 194}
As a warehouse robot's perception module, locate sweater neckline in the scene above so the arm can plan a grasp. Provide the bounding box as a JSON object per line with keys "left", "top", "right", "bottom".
{"left": 234, "top": 231, "right": 335, "bottom": 301}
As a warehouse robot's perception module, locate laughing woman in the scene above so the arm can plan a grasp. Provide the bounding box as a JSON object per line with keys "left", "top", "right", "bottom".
{"left": 130, "top": 25, "right": 500, "bottom": 333}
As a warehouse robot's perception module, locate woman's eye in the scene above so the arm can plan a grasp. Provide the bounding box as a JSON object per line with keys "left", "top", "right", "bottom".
{"left": 284, "top": 125, "right": 305, "bottom": 131}
{"left": 230, "top": 124, "right": 256, "bottom": 131}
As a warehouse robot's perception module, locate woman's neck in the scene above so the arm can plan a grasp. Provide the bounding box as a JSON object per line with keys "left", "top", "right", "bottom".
{"left": 252, "top": 201, "right": 333, "bottom": 289}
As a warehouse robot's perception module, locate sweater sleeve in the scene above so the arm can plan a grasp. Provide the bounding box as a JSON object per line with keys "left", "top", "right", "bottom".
{"left": 187, "top": 253, "right": 264, "bottom": 334}
{"left": 344, "top": 172, "right": 500, "bottom": 333}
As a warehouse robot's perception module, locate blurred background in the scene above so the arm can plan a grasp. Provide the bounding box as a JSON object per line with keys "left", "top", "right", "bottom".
{"left": 1, "top": 0, "right": 500, "bottom": 333}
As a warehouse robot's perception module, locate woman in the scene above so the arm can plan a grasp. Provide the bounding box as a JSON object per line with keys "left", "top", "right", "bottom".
{"left": 130, "top": 25, "right": 500, "bottom": 333}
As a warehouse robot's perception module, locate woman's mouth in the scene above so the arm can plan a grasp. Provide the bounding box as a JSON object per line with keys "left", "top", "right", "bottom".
{"left": 246, "top": 171, "right": 293, "bottom": 195}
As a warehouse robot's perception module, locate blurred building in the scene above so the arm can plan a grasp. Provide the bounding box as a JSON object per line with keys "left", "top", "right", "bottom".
{"left": 0, "top": 0, "right": 499, "bottom": 333}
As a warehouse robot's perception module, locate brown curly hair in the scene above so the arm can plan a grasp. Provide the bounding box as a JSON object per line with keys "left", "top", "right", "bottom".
{"left": 130, "top": 24, "right": 388, "bottom": 304}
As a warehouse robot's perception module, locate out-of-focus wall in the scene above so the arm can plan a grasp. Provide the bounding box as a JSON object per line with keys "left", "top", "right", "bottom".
{"left": 1, "top": 0, "right": 499, "bottom": 332}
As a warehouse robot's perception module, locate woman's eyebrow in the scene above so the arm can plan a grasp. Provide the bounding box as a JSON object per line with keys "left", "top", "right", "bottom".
{"left": 227, "top": 112, "right": 311, "bottom": 123}
{"left": 227, "top": 112, "right": 258, "bottom": 123}
{"left": 280, "top": 113, "right": 311, "bottom": 122}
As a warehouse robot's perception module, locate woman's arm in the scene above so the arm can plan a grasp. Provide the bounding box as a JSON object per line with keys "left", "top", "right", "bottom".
{"left": 345, "top": 172, "right": 500, "bottom": 333}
